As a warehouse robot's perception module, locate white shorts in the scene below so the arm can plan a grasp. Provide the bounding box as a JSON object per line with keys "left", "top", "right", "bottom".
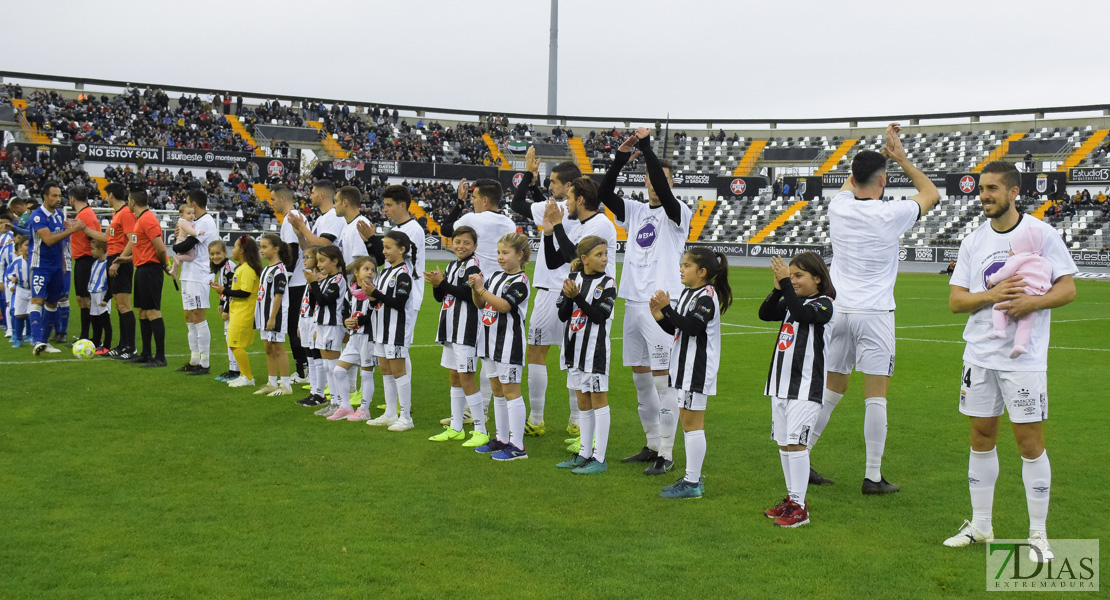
{"left": 528, "top": 288, "right": 564, "bottom": 347}
{"left": 622, "top": 300, "right": 674, "bottom": 370}
{"left": 440, "top": 342, "right": 478, "bottom": 373}
{"left": 771, "top": 396, "right": 822, "bottom": 446}
{"left": 13, "top": 288, "right": 31, "bottom": 315}
{"left": 314, "top": 324, "right": 347, "bottom": 352}
{"left": 374, "top": 342, "right": 409, "bottom": 360}
{"left": 959, "top": 363, "right": 1048, "bottom": 424}
{"left": 826, "top": 311, "right": 896, "bottom": 377}
{"left": 298, "top": 315, "right": 316, "bottom": 348}
{"left": 678, "top": 389, "right": 709, "bottom": 411}
{"left": 567, "top": 368, "right": 609, "bottom": 393}
{"left": 261, "top": 329, "right": 286, "bottom": 343}
{"left": 340, "top": 334, "right": 378, "bottom": 368}
{"left": 180, "top": 280, "right": 211, "bottom": 310}
{"left": 488, "top": 360, "right": 524, "bottom": 384}
{"left": 89, "top": 291, "right": 112, "bottom": 316}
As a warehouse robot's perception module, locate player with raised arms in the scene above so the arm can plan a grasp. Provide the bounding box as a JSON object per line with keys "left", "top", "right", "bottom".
{"left": 598, "top": 128, "right": 692, "bottom": 475}
{"left": 807, "top": 123, "right": 940, "bottom": 493}
{"left": 942, "top": 161, "right": 1076, "bottom": 563}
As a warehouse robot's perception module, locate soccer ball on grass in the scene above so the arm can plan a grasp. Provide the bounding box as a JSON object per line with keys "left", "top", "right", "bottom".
{"left": 72, "top": 339, "right": 96, "bottom": 359}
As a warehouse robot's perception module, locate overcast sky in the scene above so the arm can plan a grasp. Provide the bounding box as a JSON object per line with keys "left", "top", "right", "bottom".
{"left": 6, "top": 0, "right": 1108, "bottom": 122}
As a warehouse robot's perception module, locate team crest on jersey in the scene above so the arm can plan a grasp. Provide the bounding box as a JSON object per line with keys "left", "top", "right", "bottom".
{"left": 778, "top": 323, "right": 795, "bottom": 351}
{"left": 570, "top": 309, "right": 587, "bottom": 332}
{"left": 592, "top": 285, "right": 603, "bottom": 299}
{"left": 442, "top": 294, "right": 455, "bottom": 309}
{"left": 635, "top": 220, "right": 658, "bottom": 249}
{"left": 481, "top": 304, "right": 498, "bottom": 326}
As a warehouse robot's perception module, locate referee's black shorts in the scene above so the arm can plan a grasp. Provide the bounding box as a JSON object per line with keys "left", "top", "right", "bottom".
{"left": 106, "top": 254, "right": 134, "bottom": 296}
{"left": 133, "top": 263, "right": 165, "bottom": 311}
{"left": 73, "top": 256, "right": 95, "bottom": 298}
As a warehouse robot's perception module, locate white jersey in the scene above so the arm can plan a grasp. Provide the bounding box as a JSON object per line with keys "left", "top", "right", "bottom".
{"left": 180, "top": 213, "right": 219, "bottom": 283}
{"left": 616, "top": 199, "right": 690, "bottom": 301}
{"left": 337, "top": 215, "right": 371, "bottom": 265}
{"left": 530, "top": 201, "right": 574, "bottom": 289}
{"left": 828, "top": 190, "right": 919, "bottom": 312}
{"left": 571, "top": 213, "right": 618, "bottom": 281}
{"left": 950, "top": 215, "right": 1077, "bottom": 372}
{"left": 312, "top": 207, "right": 346, "bottom": 245}
{"left": 455, "top": 210, "right": 517, "bottom": 277}
{"left": 394, "top": 217, "right": 426, "bottom": 301}
{"left": 280, "top": 214, "right": 306, "bottom": 287}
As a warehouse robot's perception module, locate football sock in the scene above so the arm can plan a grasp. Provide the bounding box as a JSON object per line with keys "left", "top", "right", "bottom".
{"left": 593, "top": 405, "right": 611, "bottom": 463}
{"left": 55, "top": 300, "right": 69, "bottom": 335}
{"left": 90, "top": 315, "right": 102, "bottom": 347}
{"left": 658, "top": 386, "right": 680, "bottom": 460}
{"left": 1022, "top": 450, "right": 1051, "bottom": 535}
{"left": 195, "top": 321, "right": 211, "bottom": 367}
{"left": 395, "top": 374, "right": 412, "bottom": 421}
{"left": 232, "top": 347, "right": 252, "bottom": 380}
{"left": 151, "top": 318, "right": 166, "bottom": 360}
{"left": 780, "top": 449, "right": 793, "bottom": 500}
{"left": 527, "top": 364, "right": 547, "bottom": 424}
{"left": 969, "top": 447, "right": 999, "bottom": 533}
{"left": 289, "top": 325, "right": 307, "bottom": 377}
{"left": 119, "top": 310, "right": 135, "bottom": 349}
{"left": 493, "top": 396, "right": 508, "bottom": 442}
{"left": 186, "top": 322, "right": 199, "bottom": 364}
{"left": 479, "top": 363, "right": 492, "bottom": 405}
{"left": 279, "top": 376, "right": 290, "bottom": 388}
{"left": 449, "top": 387, "right": 465, "bottom": 432}
{"left": 383, "top": 374, "right": 398, "bottom": 418}
{"left": 863, "top": 396, "right": 887, "bottom": 482}
{"left": 568, "top": 388, "right": 579, "bottom": 427}
{"left": 79, "top": 307, "right": 91, "bottom": 340}
{"left": 809, "top": 389, "right": 842, "bottom": 449}
{"left": 331, "top": 361, "right": 350, "bottom": 409}
{"left": 634, "top": 372, "right": 661, "bottom": 451}
{"left": 787, "top": 448, "right": 810, "bottom": 505}
{"left": 507, "top": 397, "right": 525, "bottom": 448}
{"left": 577, "top": 409, "right": 595, "bottom": 460}
{"left": 43, "top": 305, "right": 57, "bottom": 343}
{"left": 322, "top": 359, "right": 339, "bottom": 407}
{"left": 268, "top": 375, "right": 278, "bottom": 386}
{"left": 360, "top": 369, "right": 375, "bottom": 409}
{"left": 348, "top": 364, "right": 358, "bottom": 394}
{"left": 139, "top": 318, "right": 152, "bottom": 357}
{"left": 684, "top": 428, "right": 706, "bottom": 483}
{"left": 100, "top": 314, "right": 113, "bottom": 349}
{"left": 465, "top": 392, "right": 486, "bottom": 434}
{"left": 13, "top": 315, "right": 27, "bottom": 341}
{"left": 28, "top": 305, "right": 43, "bottom": 344}
{"left": 309, "top": 358, "right": 323, "bottom": 396}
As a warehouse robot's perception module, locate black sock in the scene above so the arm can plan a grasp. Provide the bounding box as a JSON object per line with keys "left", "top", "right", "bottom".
{"left": 91, "top": 315, "right": 102, "bottom": 347}
{"left": 119, "top": 310, "right": 136, "bottom": 349}
{"left": 100, "top": 314, "right": 113, "bottom": 349}
{"left": 151, "top": 318, "right": 165, "bottom": 360}
{"left": 140, "top": 319, "right": 152, "bottom": 357}
{"left": 80, "top": 307, "right": 91, "bottom": 340}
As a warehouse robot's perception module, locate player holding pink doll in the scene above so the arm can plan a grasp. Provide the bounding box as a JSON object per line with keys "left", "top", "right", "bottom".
{"left": 985, "top": 226, "right": 1053, "bottom": 359}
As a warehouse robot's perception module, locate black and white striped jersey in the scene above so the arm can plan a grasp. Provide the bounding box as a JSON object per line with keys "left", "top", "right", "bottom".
{"left": 557, "top": 271, "right": 617, "bottom": 375}
{"left": 758, "top": 285, "right": 833, "bottom": 403}
{"left": 347, "top": 292, "right": 374, "bottom": 336}
{"left": 657, "top": 285, "right": 722, "bottom": 395}
{"left": 370, "top": 261, "right": 414, "bottom": 347}
{"left": 302, "top": 280, "right": 319, "bottom": 322}
{"left": 255, "top": 263, "right": 289, "bottom": 332}
{"left": 314, "top": 273, "right": 349, "bottom": 326}
{"left": 434, "top": 255, "right": 482, "bottom": 347}
{"left": 215, "top": 259, "right": 236, "bottom": 313}
{"left": 480, "top": 270, "right": 530, "bottom": 365}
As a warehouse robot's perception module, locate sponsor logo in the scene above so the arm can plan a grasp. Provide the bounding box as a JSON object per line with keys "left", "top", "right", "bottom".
{"left": 751, "top": 245, "right": 762, "bottom": 256}
{"left": 729, "top": 178, "right": 747, "bottom": 195}
{"left": 959, "top": 175, "right": 977, "bottom": 194}
{"left": 1069, "top": 167, "right": 1110, "bottom": 183}
{"left": 615, "top": 172, "right": 647, "bottom": 185}
{"left": 636, "top": 222, "right": 658, "bottom": 248}
{"left": 672, "top": 172, "right": 713, "bottom": 187}
{"left": 442, "top": 295, "right": 455, "bottom": 309}
{"left": 267, "top": 160, "right": 285, "bottom": 177}
{"left": 986, "top": 539, "right": 1099, "bottom": 591}
{"left": 898, "top": 248, "right": 908, "bottom": 261}
{"left": 512, "top": 173, "right": 524, "bottom": 188}
{"left": 777, "top": 323, "right": 795, "bottom": 351}
{"left": 481, "top": 305, "right": 498, "bottom": 326}
{"left": 569, "top": 309, "right": 587, "bottom": 332}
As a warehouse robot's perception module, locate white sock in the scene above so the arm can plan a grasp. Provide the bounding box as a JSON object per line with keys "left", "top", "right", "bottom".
{"left": 449, "top": 387, "right": 465, "bottom": 431}
{"left": 383, "top": 374, "right": 398, "bottom": 418}
{"left": 329, "top": 360, "right": 348, "bottom": 408}
{"left": 527, "top": 364, "right": 547, "bottom": 424}
{"left": 196, "top": 321, "right": 211, "bottom": 367}
{"left": 268, "top": 375, "right": 278, "bottom": 386}
{"left": 593, "top": 405, "right": 611, "bottom": 463}
{"left": 479, "top": 363, "right": 492, "bottom": 405}
{"left": 863, "top": 396, "right": 887, "bottom": 482}
{"left": 787, "top": 448, "right": 811, "bottom": 505}
{"left": 684, "top": 429, "right": 706, "bottom": 483}
{"left": 568, "top": 387, "right": 580, "bottom": 426}
{"left": 395, "top": 374, "right": 412, "bottom": 421}
{"left": 578, "top": 409, "right": 595, "bottom": 459}
{"left": 634, "top": 372, "right": 661, "bottom": 451}
{"left": 279, "top": 376, "right": 290, "bottom": 387}
{"left": 186, "top": 322, "right": 198, "bottom": 363}
{"left": 310, "top": 358, "right": 323, "bottom": 395}
{"left": 658, "top": 386, "right": 680, "bottom": 460}
{"left": 809, "top": 389, "right": 842, "bottom": 449}
{"left": 360, "top": 370, "right": 375, "bottom": 411}
{"left": 348, "top": 365, "right": 358, "bottom": 394}
{"left": 323, "top": 359, "right": 339, "bottom": 407}
{"left": 969, "top": 447, "right": 999, "bottom": 532}
{"left": 493, "top": 397, "right": 508, "bottom": 442}
{"left": 465, "top": 392, "right": 486, "bottom": 434}
{"left": 226, "top": 323, "right": 238, "bottom": 370}
{"left": 1022, "top": 450, "right": 1051, "bottom": 534}
{"left": 780, "top": 449, "right": 793, "bottom": 499}
{"left": 507, "top": 397, "right": 526, "bottom": 448}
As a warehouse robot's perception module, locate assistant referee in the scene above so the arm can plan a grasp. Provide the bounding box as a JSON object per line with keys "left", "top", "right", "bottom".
{"left": 126, "top": 189, "right": 171, "bottom": 367}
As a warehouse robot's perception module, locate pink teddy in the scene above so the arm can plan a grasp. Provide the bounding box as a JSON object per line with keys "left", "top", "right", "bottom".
{"left": 986, "top": 226, "right": 1053, "bottom": 359}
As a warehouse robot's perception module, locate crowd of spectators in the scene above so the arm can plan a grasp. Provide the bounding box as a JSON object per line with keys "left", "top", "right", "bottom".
{"left": 315, "top": 106, "right": 493, "bottom": 166}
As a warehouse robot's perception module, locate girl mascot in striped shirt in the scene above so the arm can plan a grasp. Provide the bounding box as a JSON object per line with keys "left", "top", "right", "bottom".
{"left": 329, "top": 255, "right": 378, "bottom": 421}
{"left": 758, "top": 251, "right": 835, "bottom": 528}
{"left": 255, "top": 233, "right": 294, "bottom": 397}
{"left": 649, "top": 248, "right": 732, "bottom": 499}
{"left": 308, "top": 245, "right": 349, "bottom": 417}
{"left": 365, "top": 230, "right": 420, "bottom": 432}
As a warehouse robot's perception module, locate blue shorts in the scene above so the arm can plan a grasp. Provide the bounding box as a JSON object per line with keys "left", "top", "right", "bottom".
{"left": 31, "top": 267, "right": 67, "bottom": 303}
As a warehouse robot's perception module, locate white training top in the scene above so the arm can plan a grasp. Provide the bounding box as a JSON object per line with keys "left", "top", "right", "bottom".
{"left": 337, "top": 215, "right": 371, "bottom": 265}
{"left": 455, "top": 210, "right": 518, "bottom": 278}
{"left": 312, "top": 207, "right": 346, "bottom": 246}
{"left": 950, "top": 215, "right": 1077, "bottom": 372}
{"left": 828, "top": 190, "right": 920, "bottom": 312}
{"left": 529, "top": 201, "right": 573, "bottom": 289}
{"left": 280, "top": 214, "right": 306, "bottom": 287}
{"left": 179, "top": 213, "right": 219, "bottom": 284}
{"left": 615, "top": 199, "right": 690, "bottom": 302}
{"left": 572, "top": 213, "right": 618, "bottom": 281}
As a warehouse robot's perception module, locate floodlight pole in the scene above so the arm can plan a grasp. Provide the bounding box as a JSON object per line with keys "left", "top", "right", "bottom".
{"left": 547, "top": 0, "right": 558, "bottom": 125}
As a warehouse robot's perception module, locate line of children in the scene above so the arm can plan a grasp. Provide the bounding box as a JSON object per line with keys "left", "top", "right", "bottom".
{"left": 209, "top": 240, "right": 240, "bottom": 382}
{"left": 254, "top": 233, "right": 293, "bottom": 396}
{"left": 88, "top": 240, "right": 112, "bottom": 353}
{"left": 365, "top": 230, "right": 419, "bottom": 432}
{"left": 330, "top": 255, "right": 378, "bottom": 421}
{"left": 309, "top": 245, "right": 349, "bottom": 417}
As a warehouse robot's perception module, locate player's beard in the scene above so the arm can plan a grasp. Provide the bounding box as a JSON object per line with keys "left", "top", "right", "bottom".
{"left": 981, "top": 196, "right": 1010, "bottom": 218}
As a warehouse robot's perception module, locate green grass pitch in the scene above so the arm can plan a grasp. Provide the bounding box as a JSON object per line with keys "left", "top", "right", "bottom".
{"left": 1, "top": 264, "right": 1107, "bottom": 598}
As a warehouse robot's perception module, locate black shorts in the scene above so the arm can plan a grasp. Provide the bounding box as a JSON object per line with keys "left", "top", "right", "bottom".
{"left": 107, "top": 255, "right": 134, "bottom": 296}
{"left": 73, "top": 256, "right": 95, "bottom": 298}
{"left": 133, "top": 263, "right": 165, "bottom": 311}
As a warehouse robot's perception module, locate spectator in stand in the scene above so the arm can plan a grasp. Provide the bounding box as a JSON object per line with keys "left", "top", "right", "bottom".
{"left": 1024, "top": 151, "right": 1034, "bottom": 172}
